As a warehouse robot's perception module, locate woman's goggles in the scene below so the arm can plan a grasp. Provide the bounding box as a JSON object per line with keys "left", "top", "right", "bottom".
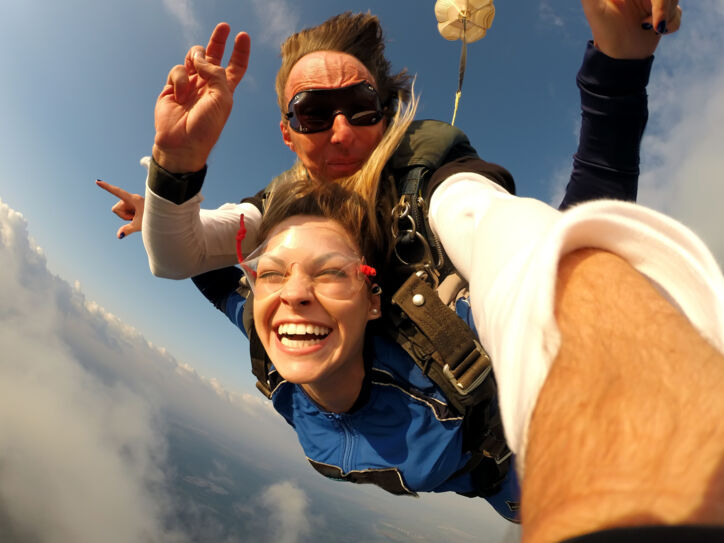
{"left": 285, "top": 82, "right": 384, "bottom": 134}
{"left": 242, "top": 253, "right": 376, "bottom": 301}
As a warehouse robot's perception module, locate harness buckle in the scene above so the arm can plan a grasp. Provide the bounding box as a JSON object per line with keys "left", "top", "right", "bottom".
{"left": 443, "top": 356, "right": 492, "bottom": 396}
{"left": 255, "top": 379, "right": 273, "bottom": 399}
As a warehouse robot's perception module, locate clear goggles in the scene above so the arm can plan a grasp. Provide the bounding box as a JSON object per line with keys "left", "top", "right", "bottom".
{"left": 284, "top": 82, "right": 384, "bottom": 134}
{"left": 238, "top": 223, "right": 376, "bottom": 300}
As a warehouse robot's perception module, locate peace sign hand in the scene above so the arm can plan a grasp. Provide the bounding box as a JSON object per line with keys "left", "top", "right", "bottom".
{"left": 152, "top": 23, "right": 251, "bottom": 173}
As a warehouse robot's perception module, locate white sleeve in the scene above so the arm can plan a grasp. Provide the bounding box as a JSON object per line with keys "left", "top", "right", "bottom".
{"left": 142, "top": 182, "right": 261, "bottom": 279}
{"left": 429, "top": 172, "right": 724, "bottom": 460}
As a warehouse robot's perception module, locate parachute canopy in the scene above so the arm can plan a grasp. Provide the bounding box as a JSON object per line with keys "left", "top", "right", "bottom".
{"left": 435, "top": 0, "right": 496, "bottom": 43}
{"left": 434, "top": 0, "right": 496, "bottom": 125}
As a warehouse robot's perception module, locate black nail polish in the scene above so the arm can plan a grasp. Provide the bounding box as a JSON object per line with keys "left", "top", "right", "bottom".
{"left": 119, "top": 232, "right": 126, "bottom": 239}
{"left": 641, "top": 22, "right": 653, "bottom": 30}
{"left": 656, "top": 21, "right": 667, "bottom": 34}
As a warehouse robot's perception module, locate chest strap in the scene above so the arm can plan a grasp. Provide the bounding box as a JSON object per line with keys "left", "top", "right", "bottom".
{"left": 387, "top": 273, "right": 492, "bottom": 409}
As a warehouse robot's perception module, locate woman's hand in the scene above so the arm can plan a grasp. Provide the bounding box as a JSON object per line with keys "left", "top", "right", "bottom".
{"left": 152, "top": 23, "right": 251, "bottom": 173}
{"left": 582, "top": 0, "right": 682, "bottom": 59}
{"left": 96, "top": 180, "right": 145, "bottom": 239}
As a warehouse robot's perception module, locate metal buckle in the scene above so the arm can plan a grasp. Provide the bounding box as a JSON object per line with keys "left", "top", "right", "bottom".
{"left": 442, "top": 342, "right": 492, "bottom": 396}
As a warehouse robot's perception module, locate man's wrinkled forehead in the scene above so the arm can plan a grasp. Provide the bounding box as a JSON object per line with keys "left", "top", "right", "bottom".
{"left": 285, "top": 51, "right": 377, "bottom": 103}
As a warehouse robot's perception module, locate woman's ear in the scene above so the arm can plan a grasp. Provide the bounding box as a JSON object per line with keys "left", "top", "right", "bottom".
{"left": 368, "top": 284, "right": 382, "bottom": 320}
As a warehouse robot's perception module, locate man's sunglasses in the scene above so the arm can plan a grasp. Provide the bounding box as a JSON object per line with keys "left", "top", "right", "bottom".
{"left": 285, "top": 82, "right": 384, "bottom": 134}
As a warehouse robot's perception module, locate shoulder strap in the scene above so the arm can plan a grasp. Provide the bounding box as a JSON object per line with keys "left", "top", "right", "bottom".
{"left": 241, "top": 291, "right": 274, "bottom": 399}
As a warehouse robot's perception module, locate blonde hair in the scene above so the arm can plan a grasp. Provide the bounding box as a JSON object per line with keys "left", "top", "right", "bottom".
{"left": 275, "top": 12, "right": 412, "bottom": 119}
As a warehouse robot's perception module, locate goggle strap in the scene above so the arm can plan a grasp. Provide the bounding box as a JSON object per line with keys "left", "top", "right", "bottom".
{"left": 236, "top": 214, "right": 257, "bottom": 279}
{"left": 359, "top": 264, "right": 377, "bottom": 278}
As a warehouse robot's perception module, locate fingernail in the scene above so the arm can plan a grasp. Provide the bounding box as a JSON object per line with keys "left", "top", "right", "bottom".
{"left": 119, "top": 232, "right": 126, "bottom": 239}
{"left": 641, "top": 22, "right": 653, "bottom": 30}
{"left": 656, "top": 21, "right": 667, "bottom": 34}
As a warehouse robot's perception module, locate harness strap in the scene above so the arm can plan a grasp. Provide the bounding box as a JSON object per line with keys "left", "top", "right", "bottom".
{"left": 388, "top": 273, "right": 494, "bottom": 412}
{"left": 242, "top": 292, "right": 274, "bottom": 399}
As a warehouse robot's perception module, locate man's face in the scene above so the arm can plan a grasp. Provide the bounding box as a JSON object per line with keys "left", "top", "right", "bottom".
{"left": 280, "top": 51, "right": 387, "bottom": 182}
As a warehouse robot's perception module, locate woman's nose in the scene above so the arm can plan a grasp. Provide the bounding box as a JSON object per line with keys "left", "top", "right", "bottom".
{"left": 279, "top": 267, "right": 314, "bottom": 305}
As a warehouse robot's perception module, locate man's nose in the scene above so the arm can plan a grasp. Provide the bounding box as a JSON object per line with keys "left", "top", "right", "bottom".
{"left": 329, "top": 113, "right": 355, "bottom": 145}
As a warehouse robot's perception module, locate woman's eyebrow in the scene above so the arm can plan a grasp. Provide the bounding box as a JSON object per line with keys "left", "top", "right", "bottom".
{"left": 309, "top": 252, "right": 357, "bottom": 267}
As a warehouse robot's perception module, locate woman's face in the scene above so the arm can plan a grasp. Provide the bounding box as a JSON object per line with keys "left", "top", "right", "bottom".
{"left": 251, "top": 216, "right": 381, "bottom": 396}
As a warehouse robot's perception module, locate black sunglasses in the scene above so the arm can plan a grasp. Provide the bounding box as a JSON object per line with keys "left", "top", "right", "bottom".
{"left": 285, "top": 82, "right": 384, "bottom": 134}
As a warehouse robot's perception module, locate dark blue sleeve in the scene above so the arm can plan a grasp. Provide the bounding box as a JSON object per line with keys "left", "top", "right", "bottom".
{"left": 191, "top": 267, "right": 250, "bottom": 338}
{"left": 559, "top": 41, "right": 654, "bottom": 210}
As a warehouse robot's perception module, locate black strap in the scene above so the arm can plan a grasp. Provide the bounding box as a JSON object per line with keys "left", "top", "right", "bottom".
{"left": 242, "top": 292, "right": 274, "bottom": 398}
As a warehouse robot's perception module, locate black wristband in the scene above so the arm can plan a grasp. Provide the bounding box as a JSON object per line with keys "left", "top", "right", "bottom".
{"left": 147, "top": 157, "right": 207, "bottom": 205}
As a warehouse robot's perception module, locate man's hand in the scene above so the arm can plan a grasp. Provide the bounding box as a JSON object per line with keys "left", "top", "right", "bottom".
{"left": 582, "top": 0, "right": 682, "bottom": 59}
{"left": 96, "top": 180, "right": 145, "bottom": 239}
{"left": 152, "top": 23, "right": 251, "bottom": 173}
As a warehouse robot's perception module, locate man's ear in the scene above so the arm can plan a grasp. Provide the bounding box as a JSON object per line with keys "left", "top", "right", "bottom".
{"left": 280, "top": 120, "right": 295, "bottom": 152}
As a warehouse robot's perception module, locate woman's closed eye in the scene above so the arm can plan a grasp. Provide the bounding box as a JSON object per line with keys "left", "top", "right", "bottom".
{"left": 257, "top": 269, "right": 286, "bottom": 283}
{"left": 315, "top": 267, "right": 349, "bottom": 282}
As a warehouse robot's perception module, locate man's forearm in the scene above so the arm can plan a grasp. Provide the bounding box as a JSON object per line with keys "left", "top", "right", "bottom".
{"left": 522, "top": 249, "right": 724, "bottom": 542}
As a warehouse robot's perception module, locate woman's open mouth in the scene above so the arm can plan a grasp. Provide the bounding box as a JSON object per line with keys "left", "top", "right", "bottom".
{"left": 277, "top": 323, "right": 331, "bottom": 348}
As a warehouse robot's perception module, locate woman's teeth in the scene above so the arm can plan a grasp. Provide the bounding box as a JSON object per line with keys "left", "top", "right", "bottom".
{"left": 277, "top": 323, "right": 330, "bottom": 336}
{"left": 277, "top": 323, "right": 331, "bottom": 348}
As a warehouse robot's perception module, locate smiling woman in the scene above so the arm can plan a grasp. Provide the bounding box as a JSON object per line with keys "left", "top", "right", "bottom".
{"left": 188, "top": 179, "right": 521, "bottom": 522}
{"left": 248, "top": 217, "right": 381, "bottom": 413}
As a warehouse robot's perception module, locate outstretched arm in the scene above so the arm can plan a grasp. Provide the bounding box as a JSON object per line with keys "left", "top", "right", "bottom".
{"left": 560, "top": 0, "right": 682, "bottom": 209}
{"left": 141, "top": 23, "right": 264, "bottom": 278}
{"left": 429, "top": 173, "right": 724, "bottom": 541}
{"left": 522, "top": 248, "right": 724, "bottom": 542}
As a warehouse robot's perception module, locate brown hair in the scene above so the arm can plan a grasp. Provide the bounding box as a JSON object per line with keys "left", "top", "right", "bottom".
{"left": 275, "top": 12, "right": 412, "bottom": 119}
{"left": 259, "top": 181, "right": 380, "bottom": 268}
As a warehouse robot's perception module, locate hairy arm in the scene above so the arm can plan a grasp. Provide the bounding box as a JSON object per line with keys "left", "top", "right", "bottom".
{"left": 522, "top": 249, "right": 724, "bottom": 542}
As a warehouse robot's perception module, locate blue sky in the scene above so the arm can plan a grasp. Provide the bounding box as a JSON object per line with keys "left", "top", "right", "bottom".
{"left": 1, "top": 0, "right": 724, "bottom": 539}
{"left": 2, "top": 0, "right": 723, "bottom": 414}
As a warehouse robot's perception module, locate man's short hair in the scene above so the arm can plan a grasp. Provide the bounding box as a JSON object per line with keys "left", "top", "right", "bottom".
{"left": 275, "top": 12, "right": 412, "bottom": 121}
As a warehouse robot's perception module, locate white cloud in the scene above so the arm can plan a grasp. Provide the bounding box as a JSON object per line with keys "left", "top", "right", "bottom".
{"left": 539, "top": 0, "right": 565, "bottom": 27}
{"left": 637, "top": 2, "right": 724, "bottom": 266}
{"left": 162, "top": 0, "right": 200, "bottom": 41}
{"left": 0, "top": 197, "right": 299, "bottom": 542}
{"left": 259, "top": 481, "right": 312, "bottom": 543}
{"left": 250, "top": 0, "right": 300, "bottom": 47}
{"left": 0, "top": 199, "right": 183, "bottom": 542}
